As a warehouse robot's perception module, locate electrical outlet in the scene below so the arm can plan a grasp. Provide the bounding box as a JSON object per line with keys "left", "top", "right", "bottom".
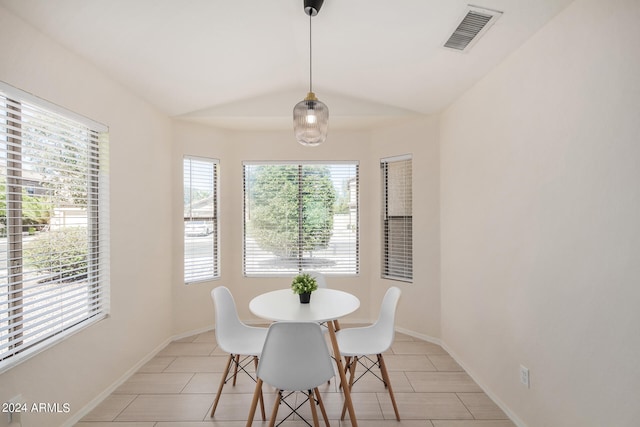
{"left": 520, "top": 365, "right": 530, "bottom": 388}
{"left": 6, "top": 394, "right": 23, "bottom": 424}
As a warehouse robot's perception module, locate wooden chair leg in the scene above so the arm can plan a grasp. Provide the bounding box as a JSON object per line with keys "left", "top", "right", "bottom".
{"left": 378, "top": 353, "right": 400, "bottom": 421}
{"left": 245, "top": 378, "right": 263, "bottom": 427}
{"left": 314, "top": 388, "right": 330, "bottom": 427}
{"left": 232, "top": 354, "right": 240, "bottom": 386}
{"left": 253, "top": 356, "right": 266, "bottom": 421}
{"left": 211, "top": 354, "right": 233, "bottom": 417}
{"left": 268, "top": 390, "right": 281, "bottom": 427}
{"left": 341, "top": 356, "right": 358, "bottom": 420}
{"left": 339, "top": 356, "right": 351, "bottom": 390}
{"left": 308, "top": 390, "right": 320, "bottom": 427}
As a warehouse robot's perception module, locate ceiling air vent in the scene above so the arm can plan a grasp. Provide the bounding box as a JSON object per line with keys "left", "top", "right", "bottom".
{"left": 444, "top": 5, "right": 502, "bottom": 52}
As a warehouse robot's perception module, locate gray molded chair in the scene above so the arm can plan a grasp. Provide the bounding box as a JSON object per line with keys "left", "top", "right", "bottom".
{"left": 335, "top": 286, "right": 402, "bottom": 421}
{"left": 210, "top": 286, "right": 268, "bottom": 420}
{"left": 246, "top": 322, "right": 334, "bottom": 427}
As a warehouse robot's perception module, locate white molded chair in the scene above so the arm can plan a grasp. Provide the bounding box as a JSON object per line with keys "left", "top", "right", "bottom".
{"left": 210, "top": 286, "right": 268, "bottom": 420}
{"left": 246, "top": 322, "right": 334, "bottom": 427}
{"left": 305, "top": 271, "right": 329, "bottom": 332}
{"left": 335, "top": 286, "right": 402, "bottom": 421}
{"left": 305, "top": 271, "right": 328, "bottom": 288}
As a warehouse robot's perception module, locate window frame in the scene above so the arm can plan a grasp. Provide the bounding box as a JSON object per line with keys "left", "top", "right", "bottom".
{"left": 0, "top": 81, "right": 110, "bottom": 373}
{"left": 381, "top": 154, "right": 413, "bottom": 282}
{"left": 243, "top": 160, "right": 359, "bottom": 277}
{"left": 183, "top": 155, "right": 220, "bottom": 284}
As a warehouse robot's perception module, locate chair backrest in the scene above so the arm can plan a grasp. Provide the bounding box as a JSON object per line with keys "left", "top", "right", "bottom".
{"left": 257, "top": 322, "right": 334, "bottom": 391}
{"left": 305, "top": 271, "right": 327, "bottom": 288}
{"left": 211, "top": 286, "right": 247, "bottom": 353}
{"left": 371, "top": 286, "right": 402, "bottom": 349}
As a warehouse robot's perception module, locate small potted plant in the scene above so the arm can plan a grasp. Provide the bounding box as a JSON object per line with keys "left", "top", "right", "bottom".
{"left": 291, "top": 273, "right": 318, "bottom": 304}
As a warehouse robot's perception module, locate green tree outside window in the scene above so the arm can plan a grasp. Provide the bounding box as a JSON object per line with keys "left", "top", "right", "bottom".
{"left": 248, "top": 164, "right": 336, "bottom": 261}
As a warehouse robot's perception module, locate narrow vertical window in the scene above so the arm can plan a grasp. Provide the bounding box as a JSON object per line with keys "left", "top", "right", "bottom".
{"left": 0, "top": 82, "right": 109, "bottom": 371}
{"left": 183, "top": 156, "right": 219, "bottom": 283}
{"left": 243, "top": 161, "right": 359, "bottom": 276}
{"left": 381, "top": 155, "right": 412, "bottom": 282}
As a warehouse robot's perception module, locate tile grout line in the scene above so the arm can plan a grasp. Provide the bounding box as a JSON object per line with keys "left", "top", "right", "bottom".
{"left": 178, "top": 371, "right": 197, "bottom": 394}
{"left": 78, "top": 326, "right": 517, "bottom": 426}
{"left": 112, "top": 393, "right": 140, "bottom": 423}
{"left": 453, "top": 391, "right": 476, "bottom": 420}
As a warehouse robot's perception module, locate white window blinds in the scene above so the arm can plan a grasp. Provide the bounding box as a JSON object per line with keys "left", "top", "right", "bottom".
{"left": 0, "top": 82, "right": 110, "bottom": 371}
{"left": 381, "top": 155, "right": 412, "bottom": 282}
{"left": 183, "top": 156, "right": 219, "bottom": 283}
{"left": 244, "top": 162, "right": 359, "bottom": 276}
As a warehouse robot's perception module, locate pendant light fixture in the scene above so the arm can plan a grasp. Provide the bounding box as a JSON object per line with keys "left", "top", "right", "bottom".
{"left": 293, "top": 0, "right": 328, "bottom": 146}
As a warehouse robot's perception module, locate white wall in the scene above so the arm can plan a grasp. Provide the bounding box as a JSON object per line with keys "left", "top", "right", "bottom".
{"left": 0, "top": 5, "right": 441, "bottom": 424}
{"left": 0, "top": 7, "right": 174, "bottom": 427}
{"left": 171, "top": 118, "right": 441, "bottom": 340}
{"left": 6, "top": 0, "right": 638, "bottom": 425}
{"left": 439, "top": 0, "right": 640, "bottom": 425}
{"left": 171, "top": 124, "right": 380, "bottom": 334}
{"left": 371, "top": 117, "right": 441, "bottom": 340}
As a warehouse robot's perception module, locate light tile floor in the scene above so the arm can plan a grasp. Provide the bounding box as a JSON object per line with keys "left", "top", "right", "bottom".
{"left": 76, "top": 328, "right": 515, "bottom": 427}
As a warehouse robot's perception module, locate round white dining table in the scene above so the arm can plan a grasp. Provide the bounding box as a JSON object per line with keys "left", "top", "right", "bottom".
{"left": 248, "top": 288, "right": 362, "bottom": 427}
{"left": 249, "top": 288, "right": 360, "bottom": 322}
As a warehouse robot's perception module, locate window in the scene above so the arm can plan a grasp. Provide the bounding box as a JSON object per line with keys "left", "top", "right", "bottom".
{"left": 0, "top": 82, "right": 109, "bottom": 371}
{"left": 183, "top": 156, "right": 219, "bottom": 283}
{"left": 244, "top": 162, "right": 358, "bottom": 276}
{"left": 381, "top": 155, "right": 412, "bottom": 281}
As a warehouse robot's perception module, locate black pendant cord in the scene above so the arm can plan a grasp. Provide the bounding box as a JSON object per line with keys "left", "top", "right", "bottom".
{"left": 309, "top": 13, "right": 313, "bottom": 94}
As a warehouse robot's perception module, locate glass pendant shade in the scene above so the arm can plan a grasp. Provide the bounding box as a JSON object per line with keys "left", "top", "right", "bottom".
{"left": 293, "top": 92, "right": 328, "bottom": 146}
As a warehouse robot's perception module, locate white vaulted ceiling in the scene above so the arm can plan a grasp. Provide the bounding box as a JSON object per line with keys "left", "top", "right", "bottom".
{"left": 0, "top": 0, "right": 574, "bottom": 130}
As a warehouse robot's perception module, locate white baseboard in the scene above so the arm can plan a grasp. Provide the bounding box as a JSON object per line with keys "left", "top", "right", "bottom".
{"left": 390, "top": 327, "right": 525, "bottom": 427}
{"left": 62, "top": 324, "right": 525, "bottom": 427}
{"left": 394, "top": 326, "right": 442, "bottom": 346}
{"left": 61, "top": 336, "right": 173, "bottom": 427}
{"left": 172, "top": 324, "right": 215, "bottom": 341}
{"left": 439, "top": 342, "right": 527, "bottom": 427}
